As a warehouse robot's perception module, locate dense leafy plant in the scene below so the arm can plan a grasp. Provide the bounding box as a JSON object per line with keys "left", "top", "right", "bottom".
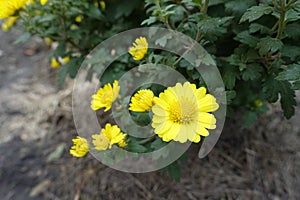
{"left": 2, "top": 0, "right": 300, "bottom": 180}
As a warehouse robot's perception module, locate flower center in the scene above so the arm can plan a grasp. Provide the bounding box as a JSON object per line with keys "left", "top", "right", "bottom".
{"left": 169, "top": 99, "right": 197, "bottom": 124}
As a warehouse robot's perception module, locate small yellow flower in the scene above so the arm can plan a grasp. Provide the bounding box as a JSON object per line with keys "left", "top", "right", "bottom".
{"left": 100, "top": 1, "right": 105, "bottom": 10}
{"left": 92, "top": 134, "right": 110, "bottom": 150}
{"left": 129, "top": 37, "right": 148, "bottom": 61}
{"left": 0, "top": 0, "right": 29, "bottom": 19}
{"left": 129, "top": 89, "right": 154, "bottom": 112}
{"left": 70, "top": 136, "right": 89, "bottom": 157}
{"left": 254, "top": 99, "right": 263, "bottom": 107}
{"left": 152, "top": 82, "right": 219, "bottom": 143}
{"left": 94, "top": 1, "right": 105, "bottom": 10}
{"left": 61, "top": 56, "right": 70, "bottom": 64}
{"left": 40, "top": 0, "right": 48, "bottom": 5}
{"left": 75, "top": 16, "right": 82, "bottom": 23}
{"left": 91, "top": 80, "right": 120, "bottom": 112}
{"left": 44, "top": 37, "right": 52, "bottom": 46}
{"left": 70, "top": 24, "right": 78, "bottom": 30}
{"left": 1, "top": 16, "right": 18, "bottom": 32}
{"left": 51, "top": 57, "right": 60, "bottom": 69}
{"left": 118, "top": 139, "right": 127, "bottom": 148}
{"left": 92, "top": 123, "right": 127, "bottom": 150}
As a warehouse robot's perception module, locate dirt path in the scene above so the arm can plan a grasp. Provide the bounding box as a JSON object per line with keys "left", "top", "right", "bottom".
{"left": 0, "top": 28, "right": 299, "bottom": 200}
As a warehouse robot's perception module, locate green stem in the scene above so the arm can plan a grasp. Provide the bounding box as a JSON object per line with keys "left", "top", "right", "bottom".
{"left": 196, "top": 0, "right": 209, "bottom": 42}
{"left": 139, "top": 135, "right": 156, "bottom": 145}
{"left": 202, "top": 0, "right": 209, "bottom": 15}
{"left": 155, "top": 0, "right": 172, "bottom": 30}
{"left": 276, "top": 0, "right": 286, "bottom": 39}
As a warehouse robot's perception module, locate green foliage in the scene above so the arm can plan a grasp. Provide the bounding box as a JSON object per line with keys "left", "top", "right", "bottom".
{"left": 256, "top": 37, "right": 283, "bottom": 56}
{"left": 240, "top": 4, "right": 273, "bottom": 23}
{"left": 263, "top": 77, "right": 296, "bottom": 119}
{"left": 276, "top": 63, "right": 300, "bottom": 90}
{"left": 20, "top": 0, "right": 144, "bottom": 84}
{"left": 5, "top": 0, "right": 300, "bottom": 179}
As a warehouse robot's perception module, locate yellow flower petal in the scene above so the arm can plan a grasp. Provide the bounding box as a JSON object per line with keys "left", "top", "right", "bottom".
{"left": 51, "top": 57, "right": 60, "bottom": 69}
{"left": 91, "top": 80, "right": 120, "bottom": 112}
{"left": 128, "top": 37, "right": 148, "bottom": 61}
{"left": 70, "top": 136, "right": 89, "bottom": 157}
{"left": 151, "top": 82, "right": 219, "bottom": 143}
{"left": 92, "top": 123, "right": 127, "bottom": 150}
{"left": 40, "top": 0, "right": 48, "bottom": 5}
{"left": 1, "top": 16, "right": 18, "bottom": 32}
{"left": 129, "top": 89, "right": 154, "bottom": 112}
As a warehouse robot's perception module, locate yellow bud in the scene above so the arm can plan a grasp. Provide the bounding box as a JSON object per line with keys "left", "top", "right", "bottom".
{"left": 61, "top": 56, "right": 70, "bottom": 64}
{"left": 94, "top": 1, "right": 106, "bottom": 10}
{"left": 75, "top": 16, "right": 82, "bottom": 23}
{"left": 70, "top": 24, "right": 78, "bottom": 30}
{"left": 51, "top": 57, "right": 60, "bottom": 69}
{"left": 44, "top": 37, "right": 52, "bottom": 46}
{"left": 100, "top": 1, "right": 106, "bottom": 10}
{"left": 40, "top": 0, "right": 48, "bottom": 5}
{"left": 254, "top": 99, "right": 263, "bottom": 107}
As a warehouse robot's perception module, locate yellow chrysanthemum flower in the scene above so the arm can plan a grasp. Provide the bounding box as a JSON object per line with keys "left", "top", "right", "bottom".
{"left": 75, "top": 16, "right": 82, "bottom": 23}
{"left": 0, "top": 0, "right": 28, "bottom": 19}
{"left": 91, "top": 80, "right": 120, "bottom": 112}
{"left": 151, "top": 82, "right": 219, "bottom": 143}
{"left": 92, "top": 123, "right": 127, "bottom": 150}
{"left": 70, "top": 136, "right": 89, "bottom": 157}
{"left": 129, "top": 89, "right": 154, "bottom": 112}
{"left": 1, "top": 16, "right": 18, "bottom": 32}
{"left": 128, "top": 37, "right": 148, "bottom": 61}
{"left": 50, "top": 57, "right": 60, "bottom": 68}
{"left": 40, "top": 0, "right": 48, "bottom": 5}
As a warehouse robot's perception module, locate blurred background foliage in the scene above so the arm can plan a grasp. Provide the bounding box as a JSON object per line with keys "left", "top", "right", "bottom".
{"left": 1, "top": 0, "right": 300, "bottom": 126}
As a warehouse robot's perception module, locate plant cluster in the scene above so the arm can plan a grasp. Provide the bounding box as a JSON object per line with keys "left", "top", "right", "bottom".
{"left": 2, "top": 0, "right": 299, "bottom": 179}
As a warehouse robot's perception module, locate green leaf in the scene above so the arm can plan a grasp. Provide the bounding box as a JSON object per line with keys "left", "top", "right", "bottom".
{"left": 226, "top": 90, "right": 236, "bottom": 104}
{"left": 281, "top": 45, "right": 300, "bottom": 61}
{"left": 14, "top": 32, "right": 31, "bottom": 44}
{"left": 242, "top": 111, "right": 257, "bottom": 127}
{"left": 155, "top": 33, "right": 172, "bottom": 47}
{"left": 285, "top": 8, "right": 300, "bottom": 23}
{"left": 263, "top": 77, "right": 296, "bottom": 119}
{"left": 256, "top": 37, "right": 283, "bottom": 56}
{"left": 285, "top": 23, "right": 300, "bottom": 39}
{"left": 141, "top": 16, "right": 158, "bottom": 26}
{"left": 234, "top": 31, "right": 259, "bottom": 47}
{"left": 86, "top": 5, "right": 103, "bottom": 20}
{"left": 292, "top": 81, "right": 300, "bottom": 90}
{"left": 222, "top": 65, "right": 240, "bottom": 90}
{"left": 276, "top": 63, "right": 300, "bottom": 81}
{"left": 57, "top": 58, "right": 81, "bottom": 88}
{"left": 242, "top": 64, "right": 263, "bottom": 81}
{"left": 127, "top": 140, "right": 148, "bottom": 153}
{"left": 197, "top": 16, "right": 233, "bottom": 38}
{"left": 225, "top": 0, "right": 256, "bottom": 16}
{"left": 38, "top": 14, "right": 57, "bottom": 23}
{"left": 167, "top": 161, "right": 181, "bottom": 182}
{"left": 240, "top": 4, "right": 273, "bottom": 23}
{"left": 249, "top": 23, "right": 271, "bottom": 34}
{"left": 150, "top": 138, "right": 166, "bottom": 150}
{"left": 47, "top": 144, "right": 65, "bottom": 162}
{"left": 130, "top": 112, "right": 151, "bottom": 126}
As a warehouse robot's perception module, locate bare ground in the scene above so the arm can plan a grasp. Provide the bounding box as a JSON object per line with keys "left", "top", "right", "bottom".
{"left": 0, "top": 29, "right": 299, "bottom": 200}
